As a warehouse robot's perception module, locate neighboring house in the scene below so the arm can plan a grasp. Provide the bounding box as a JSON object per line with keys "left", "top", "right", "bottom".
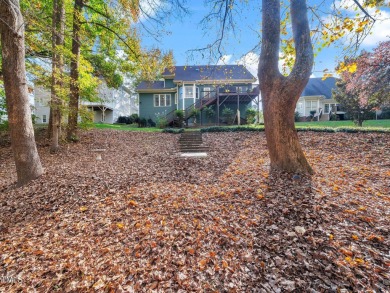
{"left": 296, "top": 77, "right": 346, "bottom": 121}
{"left": 135, "top": 65, "right": 259, "bottom": 125}
{"left": 34, "top": 82, "right": 138, "bottom": 124}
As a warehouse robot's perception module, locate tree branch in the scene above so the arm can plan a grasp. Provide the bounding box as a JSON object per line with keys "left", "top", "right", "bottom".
{"left": 82, "top": 21, "right": 140, "bottom": 58}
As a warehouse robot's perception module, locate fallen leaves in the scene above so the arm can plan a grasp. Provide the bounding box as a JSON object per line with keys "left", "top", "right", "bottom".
{"left": 0, "top": 130, "right": 389, "bottom": 291}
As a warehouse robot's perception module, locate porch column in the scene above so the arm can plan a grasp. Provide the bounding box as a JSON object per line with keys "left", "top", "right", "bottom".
{"left": 317, "top": 99, "right": 320, "bottom": 121}
{"left": 237, "top": 94, "right": 240, "bottom": 125}
{"left": 217, "top": 86, "right": 220, "bottom": 126}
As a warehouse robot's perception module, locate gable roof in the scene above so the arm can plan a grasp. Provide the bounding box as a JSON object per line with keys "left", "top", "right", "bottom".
{"left": 136, "top": 81, "right": 166, "bottom": 91}
{"left": 163, "top": 65, "right": 256, "bottom": 82}
{"left": 302, "top": 77, "right": 337, "bottom": 99}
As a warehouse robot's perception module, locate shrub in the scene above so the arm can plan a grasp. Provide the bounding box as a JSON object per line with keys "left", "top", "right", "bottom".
{"left": 174, "top": 109, "right": 184, "bottom": 127}
{"left": 116, "top": 116, "right": 129, "bottom": 124}
{"left": 156, "top": 116, "right": 168, "bottom": 129}
{"left": 222, "top": 106, "right": 235, "bottom": 125}
{"left": 294, "top": 111, "right": 301, "bottom": 122}
{"left": 162, "top": 128, "right": 184, "bottom": 134}
{"left": 0, "top": 121, "right": 9, "bottom": 131}
{"left": 138, "top": 118, "right": 147, "bottom": 127}
{"left": 203, "top": 106, "right": 215, "bottom": 120}
{"left": 147, "top": 118, "right": 156, "bottom": 127}
{"left": 130, "top": 113, "right": 139, "bottom": 124}
{"left": 246, "top": 108, "right": 257, "bottom": 124}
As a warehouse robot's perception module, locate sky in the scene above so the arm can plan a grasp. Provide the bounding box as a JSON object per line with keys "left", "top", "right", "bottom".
{"left": 138, "top": 0, "right": 390, "bottom": 79}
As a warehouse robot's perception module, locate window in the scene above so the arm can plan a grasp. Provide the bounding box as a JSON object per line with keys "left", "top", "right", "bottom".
{"left": 305, "top": 101, "right": 317, "bottom": 114}
{"left": 184, "top": 86, "right": 194, "bottom": 98}
{"left": 42, "top": 115, "right": 47, "bottom": 123}
{"left": 154, "top": 94, "right": 171, "bottom": 107}
{"left": 203, "top": 87, "right": 211, "bottom": 98}
{"left": 324, "top": 103, "right": 338, "bottom": 114}
{"left": 296, "top": 102, "right": 303, "bottom": 112}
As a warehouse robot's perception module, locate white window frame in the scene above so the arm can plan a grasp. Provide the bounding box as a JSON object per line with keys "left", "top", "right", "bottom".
{"left": 203, "top": 87, "right": 211, "bottom": 98}
{"left": 42, "top": 114, "right": 47, "bottom": 123}
{"left": 305, "top": 100, "right": 317, "bottom": 113}
{"left": 184, "top": 86, "right": 194, "bottom": 99}
{"left": 154, "top": 94, "right": 171, "bottom": 107}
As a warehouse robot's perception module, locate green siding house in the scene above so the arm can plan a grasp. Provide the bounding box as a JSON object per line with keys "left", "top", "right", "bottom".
{"left": 135, "top": 65, "right": 259, "bottom": 126}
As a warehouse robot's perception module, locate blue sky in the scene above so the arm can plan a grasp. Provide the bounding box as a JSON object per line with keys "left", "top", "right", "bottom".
{"left": 138, "top": 0, "right": 390, "bottom": 78}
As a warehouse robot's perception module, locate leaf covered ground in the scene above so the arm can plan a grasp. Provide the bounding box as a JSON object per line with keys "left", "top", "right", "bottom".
{"left": 0, "top": 130, "right": 389, "bottom": 292}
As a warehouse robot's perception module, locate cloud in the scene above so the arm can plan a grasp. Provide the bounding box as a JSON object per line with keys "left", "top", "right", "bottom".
{"left": 235, "top": 52, "right": 259, "bottom": 78}
{"left": 331, "top": 0, "right": 390, "bottom": 47}
{"left": 217, "top": 55, "right": 233, "bottom": 65}
{"left": 139, "top": 0, "right": 162, "bottom": 22}
{"left": 361, "top": 10, "right": 390, "bottom": 46}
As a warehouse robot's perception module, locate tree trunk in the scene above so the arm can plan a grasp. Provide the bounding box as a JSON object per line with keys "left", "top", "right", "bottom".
{"left": 259, "top": 0, "right": 314, "bottom": 174}
{"left": 50, "top": 0, "right": 65, "bottom": 152}
{"left": 67, "top": 0, "right": 83, "bottom": 141}
{"left": 0, "top": 0, "right": 44, "bottom": 186}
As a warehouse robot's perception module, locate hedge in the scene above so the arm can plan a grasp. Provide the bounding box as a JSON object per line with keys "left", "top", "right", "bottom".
{"left": 200, "top": 125, "right": 390, "bottom": 133}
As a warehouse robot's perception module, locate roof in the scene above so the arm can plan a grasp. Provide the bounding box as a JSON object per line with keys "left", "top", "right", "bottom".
{"left": 302, "top": 77, "right": 337, "bottom": 99}
{"left": 163, "top": 65, "right": 256, "bottom": 82}
{"left": 136, "top": 81, "right": 166, "bottom": 91}
{"left": 136, "top": 65, "right": 256, "bottom": 92}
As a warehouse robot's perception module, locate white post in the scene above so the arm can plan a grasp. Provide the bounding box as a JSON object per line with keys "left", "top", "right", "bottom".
{"left": 317, "top": 99, "right": 320, "bottom": 121}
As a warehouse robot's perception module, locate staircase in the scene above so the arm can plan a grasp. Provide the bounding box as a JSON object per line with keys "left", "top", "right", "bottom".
{"left": 178, "top": 131, "right": 208, "bottom": 153}
{"left": 166, "top": 92, "right": 217, "bottom": 126}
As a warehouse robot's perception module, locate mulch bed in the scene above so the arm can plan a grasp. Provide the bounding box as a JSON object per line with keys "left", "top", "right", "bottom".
{"left": 0, "top": 130, "right": 389, "bottom": 292}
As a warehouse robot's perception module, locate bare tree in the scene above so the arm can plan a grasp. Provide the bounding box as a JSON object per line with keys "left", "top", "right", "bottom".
{"left": 0, "top": 0, "right": 43, "bottom": 186}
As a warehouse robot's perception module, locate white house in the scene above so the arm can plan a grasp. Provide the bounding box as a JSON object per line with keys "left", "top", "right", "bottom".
{"left": 34, "top": 81, "right": 138, "bottom": 124}
{"left": 296, "top": 77, "right": 345, "bottom": 120}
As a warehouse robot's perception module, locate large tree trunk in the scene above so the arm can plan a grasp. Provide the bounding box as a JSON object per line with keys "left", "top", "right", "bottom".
{"left": 50, "top": 0, "right": 65, "bottom": 152}
{"left": 0, "top": 0, "right": 44, "bottom": 186}
{"left": 259, "top": 0, "right": 314, "bottom": 174}
{"left": 67, "top": 0, "right": 83, "bottom": 141}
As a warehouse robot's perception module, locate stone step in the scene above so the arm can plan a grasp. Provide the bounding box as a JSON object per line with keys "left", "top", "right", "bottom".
{"left": 179, "top": 131, "right": 207, "bottom": 154}
{"left": 180, "top": 148, "right": 209, "bottom": 153}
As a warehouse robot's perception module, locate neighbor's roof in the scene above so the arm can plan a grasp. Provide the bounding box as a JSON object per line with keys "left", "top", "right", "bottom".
{"left": 302, "top": 77, "right": 337, "bottom": 99}
{"left": 136, "top": 81, "right": 166, "bottom": 91}
{"left": 163, "top": 65, "right": 256, "bottom": 82}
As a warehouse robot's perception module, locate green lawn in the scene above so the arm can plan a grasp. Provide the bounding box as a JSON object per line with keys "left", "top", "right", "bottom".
{"left": 94, "top": 123, "right": 162, "bottom": 132}
{"left": 92, "top": 119, "right": 390, "bottom": 132}
{"left": 295, "top": 119, "right": 390, "bottom": 128}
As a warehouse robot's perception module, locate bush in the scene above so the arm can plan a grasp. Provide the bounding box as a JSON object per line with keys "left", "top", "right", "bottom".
{"left": 156, "top": 116, "right": 168, "bottom": 129}
{"left": 162, "top": 128, "right": 184, "bottom": 134}
{"left": 116, "top": 113, "right": 140, "bottom": 124}
{"left": 222, "top": 106, "right": 235, "bottom": 125}
{"left": 294, "top": 111, "right": 301, "bottom": 122}
{"left": 138, "top": 118, "right": 147, "bottom": 127}
{"left": 200, "top": 125, "right": 390, "bottom": 134}
{"left": 0, "top": 121, "right": 9, "bottom": 131}
{"left": 246, "top": 108, "right": 257, "bottom": 124}
{"left": 203, "top": 106, "right": 215, "bottom": 121}
{"left": 201, "top": 125, "right": 265, "bottom": 133}
{"left": 147, "top": 118, "right": 156, "bottom": 127}
{"left": 174, "top": 109, "right": 184, "bottom": 127}
{"left": 130, "top": 113, "right": 139, "bottom": 124}
{"left": 378, "top": 107, "right": 390, "bottom": 119}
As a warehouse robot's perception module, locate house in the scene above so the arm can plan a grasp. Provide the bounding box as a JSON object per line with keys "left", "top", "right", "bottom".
{"left": 296, "top": 77, "right": 345, "bottom": 120}
{"left": 34, "top": 81, "right": 138, "bottom": 124}
{"left": 135, "top": 65, "right": 259, "bottom": 126}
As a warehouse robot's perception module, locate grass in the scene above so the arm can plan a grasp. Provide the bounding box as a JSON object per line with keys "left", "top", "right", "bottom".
{"left": 295, "top": 119, "right": 390, "bottom": 128}
{"left": 31, "top": 120, "right": 389, "bottom": 134}
{"left": 94, "top": 123, "right": 162, "bottom": 132}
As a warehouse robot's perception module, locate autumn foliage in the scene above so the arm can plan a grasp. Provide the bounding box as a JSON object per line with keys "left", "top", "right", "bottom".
{"left": 334, "top": 41, "right": 390, "bottom": 126}
{"left": 1, "top": 130, "right": 389, "bottom": 291}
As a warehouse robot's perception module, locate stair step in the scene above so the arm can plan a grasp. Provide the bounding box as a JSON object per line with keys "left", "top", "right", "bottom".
{"left": 178, "top": 131, "right": 208, "bottom": 154}
{"left": 180, "top": 149, "right": 209, "bottom": 153}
